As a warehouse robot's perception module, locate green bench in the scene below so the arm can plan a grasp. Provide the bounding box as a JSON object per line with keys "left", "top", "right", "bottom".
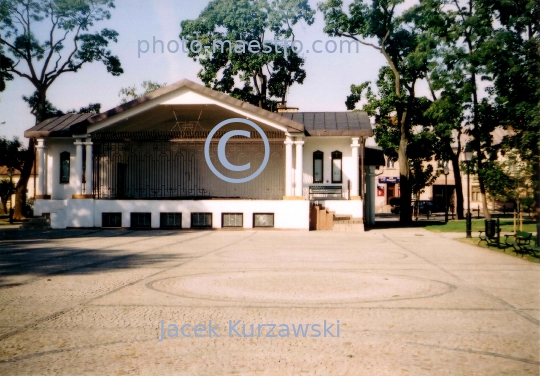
{"left": 503, "top": 231, "right": 538, "bottom": 257}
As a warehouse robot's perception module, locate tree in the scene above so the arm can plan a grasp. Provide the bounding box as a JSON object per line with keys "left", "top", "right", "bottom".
{"left": 180, "top": 0, "right": 314, "bottom": 110}
{"left": 481, "top": 0, "right": 539, "bottom": 218}
{"left": 0, "top": 136, "right": 25, "bottom": 214}
{"left": 423, "top": 89, "right": 466, "bottom": 219}
{"left": 0, "top": 179, "right": 15, "bottom": 214}
{"left": 410, "top": 0, "right": 506, "bottom": 220}
{"left": 320, "top": 0, "right": 432, "bottom": 222}
{"left": 0, "top": 0, "right": 123, "bottom": 219}
{"left": 119, "top": 80, "right": 166, "bottom": 104}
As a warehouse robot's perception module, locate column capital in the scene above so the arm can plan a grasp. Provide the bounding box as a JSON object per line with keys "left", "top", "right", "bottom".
{"left": 83, "top": 141, "right": 93, "bottom": 146}
{"left": 294, "top": 140, "right": 304, "bottom": 146}
{"left": 284, "top": 139, "right": 295, "bottom": 146}
{"left": 351, "top": 137, "right": 360, "bottom": 148}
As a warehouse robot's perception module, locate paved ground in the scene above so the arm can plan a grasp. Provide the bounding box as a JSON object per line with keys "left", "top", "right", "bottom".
{"left": 0, "top": 228, "right": 538, "bottom": 375}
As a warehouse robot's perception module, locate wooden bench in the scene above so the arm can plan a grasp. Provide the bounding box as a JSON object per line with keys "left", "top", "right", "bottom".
{"left": 309, "top": 185, "right": 343, "bottom": 200}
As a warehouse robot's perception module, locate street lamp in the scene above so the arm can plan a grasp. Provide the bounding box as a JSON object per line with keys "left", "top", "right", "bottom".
{"left": 464, "top": 143, "right": 473, "bottom": 238}
{"left": 8, "top": 167, "right": 14, "bottom": 224}
{"left": 442, "top": 162, "right": 450, "bottom": 223}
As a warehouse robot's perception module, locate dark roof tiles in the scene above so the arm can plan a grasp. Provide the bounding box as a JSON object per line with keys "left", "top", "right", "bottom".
{"left": 280, "top": 111, "right": 372, "bottom": 137}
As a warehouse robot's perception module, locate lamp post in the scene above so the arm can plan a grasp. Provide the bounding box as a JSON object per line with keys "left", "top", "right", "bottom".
{"left": 464, "top": 144, "right": 473, "bottom": 238}
{"left": 443, "top": 163, "right": 450, "bottom": 223}
{"left": 8, "top": 167, "right": 14, "bottom": 224}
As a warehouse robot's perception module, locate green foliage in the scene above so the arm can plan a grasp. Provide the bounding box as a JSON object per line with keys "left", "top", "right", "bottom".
{"left": 0, "top": 178, "right": 16, "bottom": 211}
{"left": 0, "top": 136, "right": 25, "bottom": 172}
{"left": 319, "top": 0, "right": 435, "bottom": 222}
{"left": 180, "top": 0, "right": 314, "bottom": 110}
{"left": 22, "top": 91, "right": 64, "bottom": 119}
{"left": 0, "top": 0, "right": 123, "bottom": 121}
{"left": 118, "top": 81, "right": 167, "bottom": 104}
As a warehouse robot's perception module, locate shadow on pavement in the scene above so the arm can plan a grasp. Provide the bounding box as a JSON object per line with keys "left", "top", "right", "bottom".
{"left": 0, "top": 229, "right": 202, "bottom": 287}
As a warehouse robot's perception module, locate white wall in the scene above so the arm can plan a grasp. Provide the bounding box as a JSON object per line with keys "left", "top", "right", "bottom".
{"left": 35, "top": 199, "right": 309, "bottom": 230}
{"left": 46, "top": 138, "right": 77, "bottom": 200}
{"left": 302, "top": 137, "right": 356, "bottom": 198}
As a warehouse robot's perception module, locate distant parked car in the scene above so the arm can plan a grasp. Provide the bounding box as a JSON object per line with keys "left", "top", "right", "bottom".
{"left": 412, "top": 200, "right": 435, "bottom": 216}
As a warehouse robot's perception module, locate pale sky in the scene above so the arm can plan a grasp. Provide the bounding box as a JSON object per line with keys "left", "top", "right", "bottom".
{"left": 0, "top": 0, "right": 425, "bottom": 141}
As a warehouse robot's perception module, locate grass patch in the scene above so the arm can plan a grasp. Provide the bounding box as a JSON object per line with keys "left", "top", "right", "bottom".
{"left": 425, "top": 219, "right": 537, "bottom": 233}
{"left": 456, "top": 237, "right": 539, "bottom": 263}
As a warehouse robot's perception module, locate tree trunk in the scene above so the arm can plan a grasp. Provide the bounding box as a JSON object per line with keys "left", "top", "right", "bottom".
{"left": 476, "top": 145, "right": 491, "bottom": 220}
{"left": 449, "top": 152, "right": 464, "bottom": 219}
{"left": 534, "top": 158, "right": 539, "bottom": 221}
{"left": 398, "top": 132, "right": 411, "bottom": 223}
{"left": 13, "top": 138, "right": 35, "bottom": 220}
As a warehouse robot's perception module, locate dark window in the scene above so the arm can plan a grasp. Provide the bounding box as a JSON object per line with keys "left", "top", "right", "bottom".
{"left": 191, "top": 213, "right": 212, "bottom": 228}
{"left": 386, "top": 158, "right": 395, "bottom": 168}
{"left": 331, "top": 151, "right": 342, "bottom": 183}
{"left": 253, "top": 213, "right": 274, "bottom": 228}
{"left": 160, "top": 213, "right": 182, "bottom": 229}
{"left": 222, "top": 213, "right": 243, "bottom": 228}
{"left": 131, "top": 212, "right": 151, "bottom": 228}
{"left": 313, "top": 151, "right": 323, "bottom": 183}
{"left": 102, "top": 213, "right": 122, "bottom": 228}
{"left": 60, "top": 151, "right": 70, "bottom": 184}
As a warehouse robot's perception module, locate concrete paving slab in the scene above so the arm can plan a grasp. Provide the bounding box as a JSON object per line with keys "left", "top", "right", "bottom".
{"left": 0, "top": 228, "right": 538, "bottom": 375}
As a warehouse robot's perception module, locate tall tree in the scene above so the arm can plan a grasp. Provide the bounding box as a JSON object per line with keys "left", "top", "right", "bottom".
{"left": 0, "top": 0, "right": 123, "bottom": 219}
{"left": 410, "top": 0, "right": 503, "bottom": 220}
{"left": 482, "top": 0, "right": 539, "bottom": 218}
{"left": 320, "top": 0, "right": 432, "bottom": 222}
{"left": 180, "top": 0, "right": 314, "bottom": 110}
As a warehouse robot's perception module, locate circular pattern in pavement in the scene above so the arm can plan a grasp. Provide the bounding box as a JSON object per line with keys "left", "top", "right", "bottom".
{"left": 216, "top": 248, "right": 408, "bottom": 262}
{"left": 148, "top": 271, "right": 455, "bottom": 305}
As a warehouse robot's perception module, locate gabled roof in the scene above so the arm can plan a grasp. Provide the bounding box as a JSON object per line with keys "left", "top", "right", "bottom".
{"left": 280, "top": 112, "right": 372, "bottom": 137}
{"left": 25, "top": 79, "right": 305, "bottom": 137}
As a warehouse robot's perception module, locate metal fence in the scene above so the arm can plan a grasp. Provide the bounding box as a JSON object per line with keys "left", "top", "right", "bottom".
{"left": 92, "top": 132, "right": 285, "bottom": 200}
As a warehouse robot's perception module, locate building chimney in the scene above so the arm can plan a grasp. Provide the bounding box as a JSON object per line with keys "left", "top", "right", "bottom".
{"left": 277, "top": 102, "right": 299, "bottom": 113}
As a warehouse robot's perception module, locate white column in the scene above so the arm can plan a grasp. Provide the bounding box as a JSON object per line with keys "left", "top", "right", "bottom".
{"left": 74, "top": 138, "right": 84, "bottom": 195}
{"left": 350, "top": 137, "right": 360, "bottom": 198}
{"left": 294, "top": 139, "right": 304, "bottom": 197}
{"left": 36, "top": 139, "right": 46, "bottom": 197}
{"left": 84, "top": 138, "right": 93, "bottom": 195}
{"left": 284, "top": 136, "right": 294, "bottom": 197}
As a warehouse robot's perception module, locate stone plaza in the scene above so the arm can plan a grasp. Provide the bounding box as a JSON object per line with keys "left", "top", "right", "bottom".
{"left": 0, "top": 228, "right": 538, "bottom": 375}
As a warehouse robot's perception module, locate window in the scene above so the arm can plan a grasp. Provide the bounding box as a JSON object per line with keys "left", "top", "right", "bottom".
{"left": 386, "top": 158, "right": 395, "bottom": 169}
{"left": 313, "top": 151, "right": 323, "bottom": 183}
{"left": 131, "top": 212, "right": 151, "bottom": 228}
{"left": 222, "top": 213, "right": 243, "bottom": 228}
{"left": 331, "top": 151, "right": 342, "bottom": 183}
{"left": 102, "top": 213, "right": 122, "bottom": 228}
{"left": 160, "top": 213, "right": 182, "bottom": 229}
{"left": 191, "top": 213, "right": 212, "bottom": 228}
{"left": 471, "top": 186, "right": 481, "bottom": 201}
{"left": 253, "top": 213, "right": 274, "bottom": 228}
{"left": 60, "top": 151, "right": 70, "bottom": 184}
